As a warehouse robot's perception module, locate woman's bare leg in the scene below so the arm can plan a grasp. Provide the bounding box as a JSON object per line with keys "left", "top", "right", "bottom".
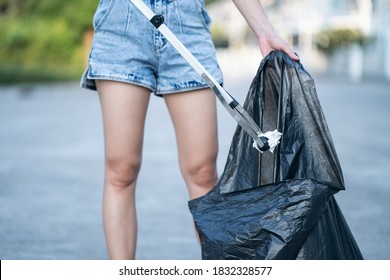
{"left": 96, "top": 80, "right": 151, "bottom": 259}
{"left": 164, "top": 89, "right": 218, "bottom": 199}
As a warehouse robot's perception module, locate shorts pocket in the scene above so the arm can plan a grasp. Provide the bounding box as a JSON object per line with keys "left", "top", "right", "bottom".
{"left": 196, "top": 0, "right": 212, "bottom": 29}
{"left": 93, "top": 0, "right": 115, "bottom": 32}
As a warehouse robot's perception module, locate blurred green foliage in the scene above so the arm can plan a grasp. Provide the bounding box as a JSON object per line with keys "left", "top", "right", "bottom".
{"left": 0, "top": 0, "right": 98, "bottom": 83}
{"left": 210, "top": 25, "right": 229, "bottom": 48}
{"left": 205, "top": 0, "right": 221, "bottom": 5}
{"left": 316, "top": 28, "right": 374, "bottom": 54}
{"left": 0, "top": 0, "right": 222, "bottom": 83}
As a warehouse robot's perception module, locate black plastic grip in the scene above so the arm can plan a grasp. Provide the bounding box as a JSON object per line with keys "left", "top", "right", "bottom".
{"left": 229, "top": 100, "right": 239, "bottom": 109}
{"left": 258, "top": 136, "right": 270, "bottom": 152}
{"left": 150, "top": 15, "right": 164, "bottom": 28}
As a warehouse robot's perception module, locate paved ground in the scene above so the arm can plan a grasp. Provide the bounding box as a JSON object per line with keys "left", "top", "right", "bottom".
{"left": 0, "top": 75, "right": 389, "bottom": 260}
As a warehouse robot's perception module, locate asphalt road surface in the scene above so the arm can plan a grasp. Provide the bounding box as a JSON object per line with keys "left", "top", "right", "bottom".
{"left": 0, "top": 76, "right": 389, "bottom": 260}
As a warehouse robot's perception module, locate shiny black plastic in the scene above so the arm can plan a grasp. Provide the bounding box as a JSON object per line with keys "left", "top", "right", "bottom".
{"left": 188, "top": 51, "right": 363, "bottom": 260}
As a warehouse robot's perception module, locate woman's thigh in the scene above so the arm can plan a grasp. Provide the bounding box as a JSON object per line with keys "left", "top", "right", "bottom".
{"left": 97, "top": 80, "right": 151, "bottom": 180}
{"left": 164, "top": 89, "right": 218, "bottom": 196}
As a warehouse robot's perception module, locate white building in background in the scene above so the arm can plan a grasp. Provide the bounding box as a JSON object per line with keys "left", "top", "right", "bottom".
{"left": 208, "top": 0, "right": 390, "bottom": 81}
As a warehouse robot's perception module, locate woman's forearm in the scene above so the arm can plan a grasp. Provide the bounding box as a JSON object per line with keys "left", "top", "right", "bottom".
{"left": 232, "top": 0, "right": 274, "bottom": 39}
{"left": 232, "top": 0, "right": 299, "bottom": 60}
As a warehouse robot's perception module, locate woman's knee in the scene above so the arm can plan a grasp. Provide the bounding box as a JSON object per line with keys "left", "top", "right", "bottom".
{"left": 182, "top": 159, "right": 218, "bottom": 189}
{"left": 104, "top": 157, "right": 142, "bottom": 191}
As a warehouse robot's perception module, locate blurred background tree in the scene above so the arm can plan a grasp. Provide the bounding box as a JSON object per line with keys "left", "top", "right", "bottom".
{"left": 315, "top": 28, "right": 374, "bottom": 54}
{"left": 205, "top": 0, "right": 220, "bottom": 4}
{"left": 0, "top": 0, "right": 98, "bottom": 83}
{"left": 0, "top": 0, "right": 222, "bottom": 84}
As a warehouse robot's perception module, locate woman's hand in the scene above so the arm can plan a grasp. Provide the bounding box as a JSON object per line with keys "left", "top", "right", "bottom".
{"left": 232, "top": 0, "right": 299, "bottom": 61}
{"left": 258, "top": 31, "right": 300, "bottom": 61}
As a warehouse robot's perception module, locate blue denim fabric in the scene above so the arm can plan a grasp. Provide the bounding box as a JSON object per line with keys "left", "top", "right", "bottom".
{"left": 80, "top": 0, "right": 223, "bottom": 95}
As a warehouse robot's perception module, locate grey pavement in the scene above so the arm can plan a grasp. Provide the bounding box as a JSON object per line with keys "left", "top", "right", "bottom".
{"left": 0, "top": 77, "right": 389, "bottom": 260}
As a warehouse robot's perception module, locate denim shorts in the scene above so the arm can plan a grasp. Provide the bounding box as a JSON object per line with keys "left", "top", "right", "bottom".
{"left": 80, "top": 0, "right": 223, "bottom": 95}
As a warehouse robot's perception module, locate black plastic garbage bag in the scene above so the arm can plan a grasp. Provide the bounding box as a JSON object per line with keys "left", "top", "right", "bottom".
{"left": 188, "top": 51, "right": 363, "bottom": 260}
